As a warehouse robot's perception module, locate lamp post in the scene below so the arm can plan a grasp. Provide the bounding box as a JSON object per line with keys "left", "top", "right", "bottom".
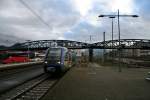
{"left": 99, "top": 11, "right": 138, "bottom": 46}
{"left": 99, "top": 10, "right": 139, "bottom": 72}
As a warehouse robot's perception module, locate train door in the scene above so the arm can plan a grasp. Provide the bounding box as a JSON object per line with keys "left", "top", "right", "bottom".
{"left": 64, "top": 51, "right": 72, "bottom": 68}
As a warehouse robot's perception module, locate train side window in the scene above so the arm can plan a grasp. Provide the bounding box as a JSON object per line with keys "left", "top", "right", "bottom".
{"left": 65, "top": 52, "right": 69, "bottom": 61}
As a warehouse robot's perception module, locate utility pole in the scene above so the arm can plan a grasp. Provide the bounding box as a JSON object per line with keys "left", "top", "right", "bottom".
{"left": 117, "top": 10, "right": 121, "bottom": 72}
{"left": 103, "top": 32, "right": 105, "bottom": 43}
{"left": 102, "top": 32, "right": 106, "bottom": 63}
{"left": 109, "top": 16, "right": 115, "bottom": 62}
{"left": 90, "top": 35, "right": 92, "bottom": 44}
{"left": 109, "top": 16, "right": 115, "bottom": 48}
{"left": 99, "top": 10, "right": 139, "bottom": 72}
{"left": 89, "top": 35, "right": 93, "bottom": 62}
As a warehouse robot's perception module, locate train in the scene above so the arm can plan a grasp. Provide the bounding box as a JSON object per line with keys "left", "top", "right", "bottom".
{"left": 0, "top": 51, "right": 32, "bottom": 64}
{"left": 43, "top": 47, "right": 76, "bottom": 74}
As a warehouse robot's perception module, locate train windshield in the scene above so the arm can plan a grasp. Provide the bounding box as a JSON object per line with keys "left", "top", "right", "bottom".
{"left": 47, "top": 48, "right": 61, "bottom": 62}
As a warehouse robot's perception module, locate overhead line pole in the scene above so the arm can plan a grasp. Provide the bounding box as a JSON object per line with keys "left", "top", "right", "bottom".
{"left": 117, "top": 10, "right": 121, "bottom": 72}
{"left": 102, "top": 32, "right": 106, "bottom": 63}
{"left": 90, "top": 35, "right": 92, "bottom": 44}
{"left": 111, "top": 17, "right": 114, "bottom": 47}
{"left": 109, "top": 16, "right": 115, "bottom": 62}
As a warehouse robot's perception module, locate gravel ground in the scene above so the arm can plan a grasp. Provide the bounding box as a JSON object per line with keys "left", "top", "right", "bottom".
{"left": 42, "top": 63, "right": 150, "bottom": 100}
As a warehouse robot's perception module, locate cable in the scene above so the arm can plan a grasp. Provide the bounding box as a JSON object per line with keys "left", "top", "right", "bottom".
{"left": 18, "top": 0, "right": 52, "bottom": 30}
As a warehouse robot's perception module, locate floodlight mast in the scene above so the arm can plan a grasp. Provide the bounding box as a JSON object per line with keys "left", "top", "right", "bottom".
{"left": 99, "top": 14, "right": 139, "bottom": 17}
{"left": 99, "top": 9, "right": 139, "bottom": 72}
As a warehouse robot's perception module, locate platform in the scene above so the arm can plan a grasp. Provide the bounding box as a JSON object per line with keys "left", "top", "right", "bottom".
{"left": 42, "top": 63, "right": 150, "bottom": 100}
{"left": 0, "top": 61, "right": 43, "bottom": 70}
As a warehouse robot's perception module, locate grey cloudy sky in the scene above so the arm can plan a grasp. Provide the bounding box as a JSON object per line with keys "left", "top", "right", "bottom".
{"left": 0, "top": 0, "right": 150, "bottom": 46}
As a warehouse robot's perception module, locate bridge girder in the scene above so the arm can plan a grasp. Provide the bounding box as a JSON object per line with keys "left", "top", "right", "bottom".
{"left": 93, "top": 39, "right": 150, "bottom": 49}
{"left": 3, "top": 39, "right": 150, "bottom": 50}
{"left": 11, "top": 40, "right": 89, "bottom": 50}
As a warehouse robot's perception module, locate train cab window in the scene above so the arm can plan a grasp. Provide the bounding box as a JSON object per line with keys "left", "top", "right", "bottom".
{"left": 47, "top": 48, "right": 61, "bottom": 61}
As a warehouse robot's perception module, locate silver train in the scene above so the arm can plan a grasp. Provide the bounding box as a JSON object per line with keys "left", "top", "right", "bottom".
{"left": 43, "top": 47, "right": 76, "bottom": 73}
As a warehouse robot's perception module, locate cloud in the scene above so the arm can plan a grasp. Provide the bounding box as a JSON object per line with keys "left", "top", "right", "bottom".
{"left": 68, "top": 0, "right": 150, "bottom": 42}
{"left": 0, "top": 0, "right": 81, "bottom": 45}
{"left": 71, "top": 0, "right": 93, "bottom": 16}
{"left": 108, "top": 0, "right": 134, "bottom": 13}
{"left": 0, "top": 0, "right": 150, "bottom": 46}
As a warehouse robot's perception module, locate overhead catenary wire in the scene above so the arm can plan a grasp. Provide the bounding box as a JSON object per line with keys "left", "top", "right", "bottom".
{"left": 18, "top": 0, "right": 52, "bottom": 30}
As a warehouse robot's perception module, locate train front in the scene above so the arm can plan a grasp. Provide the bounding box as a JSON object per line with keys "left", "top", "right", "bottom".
{"left": 44, "top": 47, "right": 63, "bottom": 73}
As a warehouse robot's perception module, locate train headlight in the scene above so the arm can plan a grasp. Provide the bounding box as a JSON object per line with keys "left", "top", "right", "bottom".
{"left": 57, "top": 61, "right": 60, "bottom": 64}
{"left": 44, "top": 61, "right": 48, "bottom": 64}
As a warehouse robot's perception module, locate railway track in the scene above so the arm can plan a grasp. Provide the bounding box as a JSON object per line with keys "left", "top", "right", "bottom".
{"left": 0, "top": 73, "right": 59, "bottom": 100}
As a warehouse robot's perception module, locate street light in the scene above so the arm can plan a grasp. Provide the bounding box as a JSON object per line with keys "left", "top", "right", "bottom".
{"left": 99, "top": 13, "right": 138, "bottom": 46}
{"left": 99, "top": 10, "right": 139, "bottom": 72}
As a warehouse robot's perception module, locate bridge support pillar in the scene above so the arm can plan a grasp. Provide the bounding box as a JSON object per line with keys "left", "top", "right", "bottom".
{"left": 89, "top": 48, "right": 93, "bottom": 62}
